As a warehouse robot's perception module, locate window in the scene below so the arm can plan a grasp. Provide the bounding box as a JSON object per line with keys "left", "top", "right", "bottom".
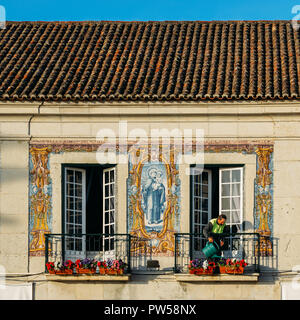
{"left": 103, "top": 167, "right": 115, "bottom": 259}
{"left": 63, "top": 165, "right": 116, "bottom": 261}
{"left": 65, "top": 168, "right": 86, "bottom": 259}
{"left": 191, "top": 165, "right": 244, "bottom": 256}
{"left": 219, "top": 168, "right": 243, "bottom": 233}
{"left": 191, "top": 168, "right": 212, "bottom": 252}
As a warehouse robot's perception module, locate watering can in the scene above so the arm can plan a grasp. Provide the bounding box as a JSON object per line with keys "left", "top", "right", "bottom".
{"left": 202, "top": 241, "right": 221, "bottom": 259}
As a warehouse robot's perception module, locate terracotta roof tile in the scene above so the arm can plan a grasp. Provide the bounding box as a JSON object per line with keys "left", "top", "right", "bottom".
{"left": 0, "top": 20, "right": 299, "bottom": 102}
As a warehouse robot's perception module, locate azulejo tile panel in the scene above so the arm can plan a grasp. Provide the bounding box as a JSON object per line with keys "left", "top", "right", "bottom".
{"left": 28, "top": 140, "right": 274, "bottom": 257}
{"left": 127, "top": 144, "right": 181, "bottom": 256}
{"left": 29, "top": 146, "right": 52, "bottom": 256}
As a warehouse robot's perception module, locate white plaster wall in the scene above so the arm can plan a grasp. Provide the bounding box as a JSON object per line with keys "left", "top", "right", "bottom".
{"left": 1, "top": 101, "right": 300, "bottom": 299}
{"left": 0, "top": 140, "right": 29, "bottom": 273}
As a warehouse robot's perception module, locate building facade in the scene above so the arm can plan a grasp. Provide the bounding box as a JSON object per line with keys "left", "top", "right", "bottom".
{"left": 0, "top": 20, "right": 300, "bottom": 299}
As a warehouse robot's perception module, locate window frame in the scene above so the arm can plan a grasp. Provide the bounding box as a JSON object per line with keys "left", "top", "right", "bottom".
{"left": 190, "top": 165, "right": 244, "bottom": 255}
{"left": 219, "top": 167, "right": 244, "bottom": 233}
{"left": 190, "top": 167, "right": 212, "bottom": 255}
{"left": 61, "top": 163, "right": 117, "bottom": 261}
{"left": 64, "top": 166, "right": 87, "bottom": 260}
{"left": 103, "top": 166, "right": 116, "bottom": 258}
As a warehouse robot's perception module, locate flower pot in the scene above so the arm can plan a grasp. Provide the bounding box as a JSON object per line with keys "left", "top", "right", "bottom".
{"left": 204, "top": 269, "right": 214, "bottom": 275}
{"left": 55, "top": 269, "right": 73, "bottom": 275}
{"left": 194, "top": 268, "right": 204, "bottom": 275}
{"left": 107, "top": 269, "right": 117, "bottom": 275}
{"left": 218, "top": 266, "right": 227, "bottom": 274}
{"left": 225, "top": 266, "right": 244, "bottom": 274}
{"left": 99, "top": 268, "right": 106, "bottom": 275}
{"left": 48, "top": 269, "right": 56, "bottom": 274}
{"left": 117, "top": 269, "right": 124, "bottom": 275}
{"left": 189, "top": 269, "right": 195, "bottom": 274}
{"left": 76, "top": 268, "right": 96, "bottom": 274}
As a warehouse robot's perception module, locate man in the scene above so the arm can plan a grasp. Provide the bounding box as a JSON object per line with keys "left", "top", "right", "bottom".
{"left": 203, "top": 214, "right": 230, "bottom": 255}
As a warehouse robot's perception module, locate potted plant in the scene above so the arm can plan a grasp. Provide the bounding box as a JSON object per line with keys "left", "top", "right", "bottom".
{"left": 205, "top": 260, "right": 216, "bottom": 274}
{"left": 218, "top": 258, "right": 248, "bottom": 274}
{"left": 233, "top": 259, "right": 248, "bottom": 274}
{"left": 216, "top": 258, "right": 227, "bottom": 274}
{"left": 114, "top": 259, "right": 127, "bottom": 275}
{"left": 97, "top": 261, "right": 107, "bottom": 275}
{"left": 45, "top": 261, "right": 56, "bottom": 274}
{"left": 75, "top": 258, "right": 97, "bottom": 274}
{"left": 105, "top": 259, "right": 117, "bottom": 275}
{"left": 188, "top": 259, "right": 215, "bottom": 275}
{"left": 56, "top": 260, "right": 74, "bottom": 275}
{"left": 188, "top": 259, "right": 202, "bottom": 274}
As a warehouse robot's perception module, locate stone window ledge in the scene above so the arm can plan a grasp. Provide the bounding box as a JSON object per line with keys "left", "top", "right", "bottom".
{"left": 45, "top": 274, "right": 131, "bottom": 281}
{"left": 175, "top": 273, "right": 259, "bottom": 282}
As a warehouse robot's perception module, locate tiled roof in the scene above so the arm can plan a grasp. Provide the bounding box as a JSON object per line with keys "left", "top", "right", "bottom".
{"left": 0, "top": 20, "right": 299, "bottom": 102}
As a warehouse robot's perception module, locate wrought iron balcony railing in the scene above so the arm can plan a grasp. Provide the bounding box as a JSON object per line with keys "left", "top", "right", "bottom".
{"left": 174, "top": 232, "right": 262, "bottom": 274}
{"left": 45, "top": 233, "right": 131, "bottom": 274}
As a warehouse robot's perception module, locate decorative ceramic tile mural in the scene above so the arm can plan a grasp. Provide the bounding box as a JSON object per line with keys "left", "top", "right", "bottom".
{"left": 127, "top": 144, "right": 181, "bottom": 256}
{"left": 29, "top": 146, "right": 52, "bottom": 256}
{"left": 29, "top": 140, "right": 274, "bottom": 257}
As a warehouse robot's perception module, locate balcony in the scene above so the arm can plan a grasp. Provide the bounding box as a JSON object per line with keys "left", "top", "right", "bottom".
{"left": 44, "top": 232, "right": 275, "bottom": 282}
{"left": 174, "top": 232, "right": 263, "bottom": 281}
{"left": 45, "top": 233, "right": 131, "bottom": 279}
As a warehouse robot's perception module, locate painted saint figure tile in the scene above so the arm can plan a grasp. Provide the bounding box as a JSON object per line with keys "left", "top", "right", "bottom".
{"left": 141, "top": 163, "right": 167, "bottom": 233}
{"left": 127, "top": 145, "right": 181, "bottom": 256}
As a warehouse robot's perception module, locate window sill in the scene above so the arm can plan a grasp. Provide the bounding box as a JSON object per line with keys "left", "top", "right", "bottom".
{"left": 45, "top": 274, "right": 131, "bottom": 281}
{"left": 175, "top": 273, "right": 259, "bottom": 282}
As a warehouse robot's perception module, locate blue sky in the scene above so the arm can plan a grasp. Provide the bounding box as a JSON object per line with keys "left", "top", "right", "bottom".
{"left": 0, "top": 0, "right": 298, "bottom": 21}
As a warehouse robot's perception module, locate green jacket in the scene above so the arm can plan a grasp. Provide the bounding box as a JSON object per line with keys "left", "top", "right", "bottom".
{"left": 203, "top": 218, "right": 229, "bottom": 240}
{"left": 210, "top": 218, "right": 226, "bottom": 234}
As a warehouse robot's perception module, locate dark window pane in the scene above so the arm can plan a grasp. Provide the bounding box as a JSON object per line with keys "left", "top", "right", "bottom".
{"left": 104, "top": 239, "right": 109, "bottom": 251}
{"left": 66, "top": 239, "right": 74, "bottom": 251}
{"left": 75, "top": 238, "right": 82, "bottom": 251}
{"left": 194, "top": 211, "right": 199, "bottom": 224}
{"left": 67, "top": 224, "right": 74, "bottom": 234}
{"left": 110, "top": 198, "right": 114, "bottom": 210}
{"left": 202, "top": 171, "right": 208, "bottom": 184}
{"left": 202, "top": 212, "right": 208, "bottom": 224}
{"left": 66, "top": 183, "right": 74, "bottom": 196}
{"left": 109, "top": 211, "right": 114, "bottom": 224}
{"left": 110, "top": 225, "right": 114, "bottom": 235}
{"left": 66, "top": 196, "right": 74, "bottom": 210}
{"left": 75, "top": 171, "right": 82, "bottom": 184}
{"left": 110, "top": 170, "right": 114, "bottom": 182}
{"left": 105, "top": 171, "right": 109, "bottom": 184}
{"left": 194, "top": 198, "right": 199, "bottom": 210}
{"left": 75, "top": 184, "right": 82, "bottom": 198}
{"left": 66, "top": 170, "right": 74, "bottom": 183}
{"left": 202, "top": 184, "right": 208, "bottom": 197}
{"left": 75, "top": 198, "right": 82, "bottom": 210}
{"left": 110, "top": 238, "right": 114, "bottom": 250}
{"left": 105, "top": 199, "right": 109, "bottom": 211}
{"left": 110, "top": 184, "right": 114, "bottom": 196}
{"left": 75, "top": 225, "right": 82, "bottom": 234}
{"left": 202, "top": 198, "right": 208, "bottom": 211}
{"left": 75, "top": 212, "right": 82, "bottom": 224}
{"left": 105, "top": 185, "right": 109, "bottom": 197}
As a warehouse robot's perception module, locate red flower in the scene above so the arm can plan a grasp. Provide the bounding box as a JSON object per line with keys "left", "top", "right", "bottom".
{"left": 97, "top": 261, "right": 107, "bottom": 268}
{"left": 46, "top": 262, "right": 55, "bottom": 271}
